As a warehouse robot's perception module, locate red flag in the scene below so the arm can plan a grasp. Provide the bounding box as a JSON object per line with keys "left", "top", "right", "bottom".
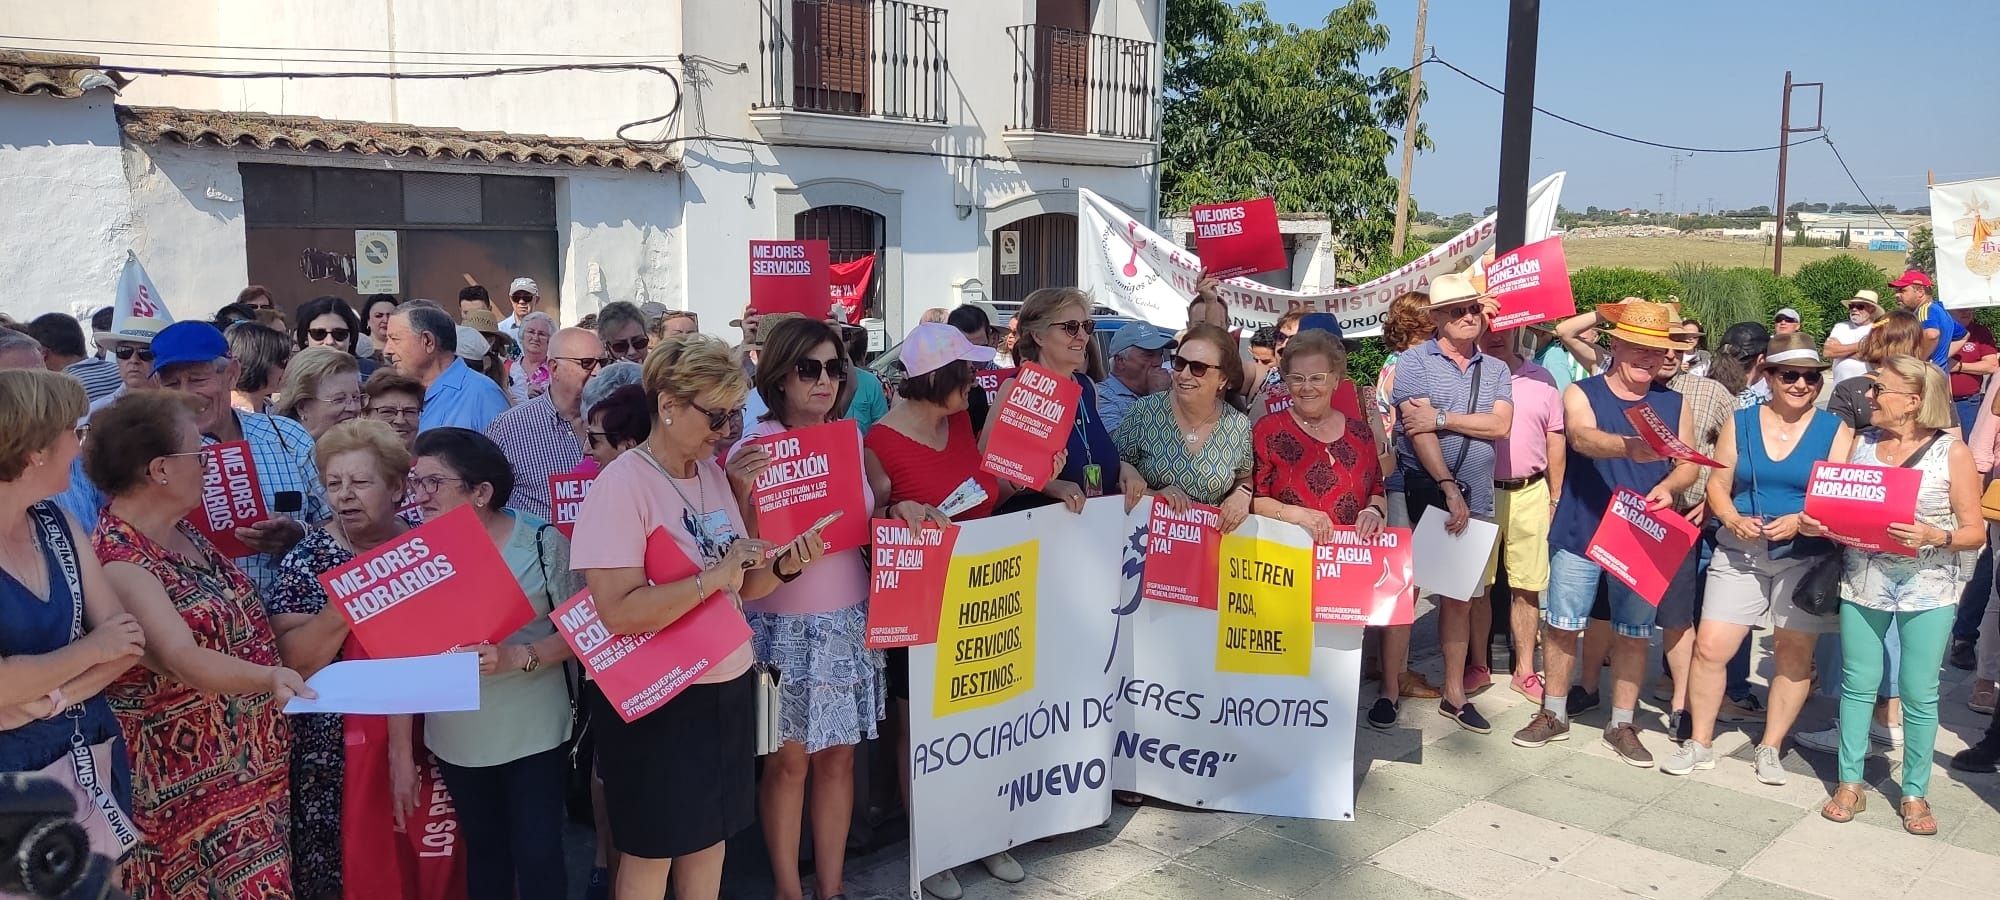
{"left": 828, "top": 254, "right": 876, "bottom": 324}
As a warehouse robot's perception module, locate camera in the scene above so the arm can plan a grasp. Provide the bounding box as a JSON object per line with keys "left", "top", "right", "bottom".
{"left": 0, "top": 774, "right": 124, "bottom": 900}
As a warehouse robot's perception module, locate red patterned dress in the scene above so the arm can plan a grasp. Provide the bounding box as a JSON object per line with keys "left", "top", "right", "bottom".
{"left": 95, "top": 512, "right": 292, "bottom": 900}
{"left": 1251, "top": 408, "right": 1382, "bottom": 525}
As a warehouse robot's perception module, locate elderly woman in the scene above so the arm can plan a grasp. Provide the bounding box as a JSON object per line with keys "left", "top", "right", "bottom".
{"left": 226, "top": 321, "right": 291, "bottom": 414}
{"left": 376, "top": 427, "right": 583, "bottom": 899}
{"left": 1802, "top": 356, "right": 1983, "bottom": 835}
{"left": 1663, "top": 334, "right": 1853, "bottom": 786}
{"left": 362, "top": 294, "right": 399, "bottom": 361}
{"left": 993, "top": 287, "right": 1146, "bottom": 513}
{"left": 571, "top": 334, "right": 824, "bottom": 900}
{"left": 296, "top": 295, "right": 377, "bottom": 376}
{"left": 0, "top": 371, "right": 145, "bottom": 865}
{"left": 87, "top": 390, "right": 310, "bottom": 898}
{"left": 1113, "top": 323, "right": 1252, "bottom": 527}
{"left": 275, "top": 347, "right": 363, "bottom": 440}
{"left": 509, "top": 311, "right": 558, "bottom": 403}
{"left": 267, "top": 419, "right": 413, "bottom": 899}
{"left": 363, "top": 368, "right": 425, "bottom": 452}
{"left": 725, "top": 317, "right": 883, "bottom": 900}
{"left": 579, "top": 362, "right": 647, "bottom": 474}
{"left": 597, "top": 300, "right": 652, "bottom": 366}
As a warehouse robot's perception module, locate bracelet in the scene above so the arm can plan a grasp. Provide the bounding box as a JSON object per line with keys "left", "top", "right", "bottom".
{"left": 693, "top": 569, "right": 705, "bottom": 597}
{"left": 1233, "top": 482, "right": 1253, "bottom": 497}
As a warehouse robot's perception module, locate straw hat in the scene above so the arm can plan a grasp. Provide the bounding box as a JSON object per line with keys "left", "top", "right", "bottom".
{"left": 460, "top": 308, "right": 514, "bottom": 352}
{"left": 1848, "top": 289, "right": 1884, "bottom": 314}
{"left": 1425, "top": 272, "right": 1485, "bottom": 309}
{"left": 1596, "top": 299, "right": 1698, "bottom": 351}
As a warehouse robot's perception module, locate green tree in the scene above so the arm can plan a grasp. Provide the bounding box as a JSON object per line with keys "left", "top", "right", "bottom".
{"left": 1161, "top": 0, "right": 1422, "bottom": 269}
{"left": 1907, "top": 224, "right": 1937, "bottom": 275}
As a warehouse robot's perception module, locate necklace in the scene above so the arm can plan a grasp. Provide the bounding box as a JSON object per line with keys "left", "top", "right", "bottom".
{"left": 642, "top": 444, "right": 705, "bottom": 513}
{"left": 1173, "top": 400, "right": 1221, "bottom": 445}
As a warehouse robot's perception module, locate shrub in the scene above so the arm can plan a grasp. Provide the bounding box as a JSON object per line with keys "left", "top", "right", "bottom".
{"left": 1734, "top": 268, "right": 1819, "bottom": 337}
{"left": 1570, "top": 267, "right": 1684, "bottom": 313}
{"left": 1791, "top": 256, "right": 1889, "bottom": 335}
{"left": 1666, "top": 263, "right": 1768, "bottom": 340}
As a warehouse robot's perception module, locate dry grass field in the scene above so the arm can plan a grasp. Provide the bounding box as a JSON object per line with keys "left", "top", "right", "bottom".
{"left": 1560, "top": 235, "right": 1908, "bottom": 275}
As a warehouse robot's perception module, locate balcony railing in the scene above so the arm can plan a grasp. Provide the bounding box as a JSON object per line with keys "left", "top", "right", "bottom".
{"left": 756, "top": 0, "right": 949, "bottom": 124}
{"left": 1007, "top": 24, "right": 1157, "bottom": 141}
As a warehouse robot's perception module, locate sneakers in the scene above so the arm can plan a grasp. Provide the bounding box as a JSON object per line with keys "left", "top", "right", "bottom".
{"left": 1718, "top": 693, "right": 1767, "bottom": 723}
{"left": 1440, "top": 700, "right": 1491, "bottom": 734}
{"left": 1668, "top": 709, "right": 1692, "bottom": 745}
{"left": 1795, "top": 721, "right": 1901, "bottom": 754}
{"left": 980, "top": 852, "right": 1025, "bottom": 884}
{"left": 922, "top": 870, "right": 964, "bottom": 899}
{"left": 1368, "top": 697, "right": 1399, "bottom": 730}
{"left": 1949, "top": 738, "right": 2000, "bottom": 773}
{"left": 1875, "top": 721, "right": 1904, "bottom": 748}
{"left": 1510, "top": 672, "right": 1546, "bottom": 704}
{"left": 1753, "top": 745, "right": 1789, "bottom": 785}
{"left": 1399, "top": 671, "right": 1443, "bottom": 700}
{"left": 1971, "top": 679, "right": 1997, "bottom": 715}
{"left": 1603, "top": 723, "right": 1655, "bottom": 768}
{"left": 1512, "top": 710, "right": 1571, "bottom": 748}
{"left": 1565, "top": 688, "right": 1601, "bottom": 717}
{"left": 1464, "top": 664, "right": 1493, "bottom": 697}
{"left": 1660, "top": 741, "right": 1715, "bottom": 775}
{"left": 1950, "top": 637, "right": 1978, "bottom": 671}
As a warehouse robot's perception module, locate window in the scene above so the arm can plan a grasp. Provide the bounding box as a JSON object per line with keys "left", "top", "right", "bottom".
{"left": 796, "top": 205, "right": 885, "bottom": 315}
{"left": 792, "top": 0, "right": 872, "bottom": 115}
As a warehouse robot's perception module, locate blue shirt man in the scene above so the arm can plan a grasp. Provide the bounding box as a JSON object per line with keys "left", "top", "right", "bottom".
{"left": 1892, "top": 269, "right": 1965, "bottom": 369}
{"left": 387, "top": 304, "right": 511, "bottom": 434}
{"left": 420, "top": 357, "right": 511, "bottom": 433}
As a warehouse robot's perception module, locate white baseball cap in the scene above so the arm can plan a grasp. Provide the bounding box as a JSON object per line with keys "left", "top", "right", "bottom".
{"left": 509, "top": 277, "right": 540, "bottom": 297}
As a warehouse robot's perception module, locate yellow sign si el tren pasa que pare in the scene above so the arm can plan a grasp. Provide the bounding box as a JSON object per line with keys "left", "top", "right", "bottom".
{"left": 1215, "top": 533, "right": 1312, "bottom": 676}
{"left": 933, "top": 541, "right": 1037, "bottom": 717}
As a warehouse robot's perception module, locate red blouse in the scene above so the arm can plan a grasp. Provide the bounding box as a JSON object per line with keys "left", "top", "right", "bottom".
{"left": 1252, "top": 409, "right": 1382, "bottom": 526}
{"left": 864, "top": 410, "right": 999, "bottom": 520}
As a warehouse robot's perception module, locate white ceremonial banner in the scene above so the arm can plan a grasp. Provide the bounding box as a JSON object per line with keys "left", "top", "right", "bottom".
{"left": 1078, "top": 173, "right": 1566, "bottom": 337}
{"left": 1930, "top": 176, "right": 2000, "bottom": 307}
{"left": 905, "top": 499, "right": 1361, "bottom": 894}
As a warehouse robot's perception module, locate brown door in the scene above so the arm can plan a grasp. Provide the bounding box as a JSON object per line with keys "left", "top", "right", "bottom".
{"left": 991, "top": 213, "right": 1078, "bottom": 305}
{"left": 794, "top": 0, "right": 871, "bottom": 114}
{"left": 1034, "top": 0, "right": 1089, "bottom": 134}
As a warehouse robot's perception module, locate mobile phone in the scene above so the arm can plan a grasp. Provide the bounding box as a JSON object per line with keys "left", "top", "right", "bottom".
{"left": 274, "top": 491, "right": 304, "bottom": 514}
{"left": 765, "top": 511, "right": 844, "bottom": 560}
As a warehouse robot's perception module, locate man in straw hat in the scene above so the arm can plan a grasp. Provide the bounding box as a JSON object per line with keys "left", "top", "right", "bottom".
{"left": 1824, "top": 289, "right": 1884, "bottom": 385}
{"left": 1511, "top": 298, "right": 1702, "bottom": 767}
{"left": 1388, "top": 271, "right": 1515, "bottom": 734}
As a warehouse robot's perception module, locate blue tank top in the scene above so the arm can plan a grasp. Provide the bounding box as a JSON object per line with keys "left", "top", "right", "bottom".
{"left": 1061, "top": 372, "right": 1122, "bottom": 492}
{"left": 1551, "top": 376, "right": 1682, "bottom": 556}
{"left": 1732, "top": 406, "right": 1842, "bottom": 559}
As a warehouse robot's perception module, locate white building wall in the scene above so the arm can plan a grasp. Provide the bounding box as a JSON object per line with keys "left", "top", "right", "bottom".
{"left": 0, "top": 91, "right": 136, "bottom": 323}
{"left": 122, "top": 142, "right": 249, "bottom": 320}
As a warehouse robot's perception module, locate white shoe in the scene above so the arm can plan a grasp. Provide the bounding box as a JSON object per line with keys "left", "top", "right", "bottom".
{"left": 980, "top": 851, "right": 1025, "bottom": 883}
{"left": 922, "top": 869, "right": 964, "bottom": 899}
{"left": 1792, "top": 725, "right": 1841, "bottom": 754}
{"left": 1871, "top": 721, "right": 1903, "bottom": 748}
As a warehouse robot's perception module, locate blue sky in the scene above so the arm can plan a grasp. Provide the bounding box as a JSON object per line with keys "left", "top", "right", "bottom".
{"left": 1254, "top": 0, "right": 1999, "bottom": 215}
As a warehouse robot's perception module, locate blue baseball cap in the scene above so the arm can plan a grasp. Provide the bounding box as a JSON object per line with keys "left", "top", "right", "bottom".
{"left": 1296, "top": 312, "right": 1344, "bottom": 341}
{"left": 1108, "top": 321, "right": 1177, "bottom": 356}
{"left": 149, "top": 321, "right": 230, "bottom": 376}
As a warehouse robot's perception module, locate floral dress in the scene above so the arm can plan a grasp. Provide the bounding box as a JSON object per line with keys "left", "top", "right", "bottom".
{"left": 1251, "top": 408, "right": 1383, "bottom": 526}
{"left": 269, "top": 527, "right": 358, "bottom": 899}
{"left": 95, "top": 512, "right": 291, "bottom": 900}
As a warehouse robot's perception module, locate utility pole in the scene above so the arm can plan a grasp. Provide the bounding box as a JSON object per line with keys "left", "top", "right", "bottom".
{"left": 1389, "top": 0, "right": 1429, "bottom": 257}
{"left": 1772, "top": 71, "right": 1825, "bottom": 275}
{"left": 1494, "top": 0, "right": 1540, "bottom": 253}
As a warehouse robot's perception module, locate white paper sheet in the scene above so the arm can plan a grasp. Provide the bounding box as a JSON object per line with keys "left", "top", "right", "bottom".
{"left": 284, "top": 652, "right": 481, "bottom": 715}
{"left": 1412, "top": 513, "right": 1500, "bottom": 601}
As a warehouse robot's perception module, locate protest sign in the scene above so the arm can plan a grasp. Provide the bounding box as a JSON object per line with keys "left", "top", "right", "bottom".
{"left": 1805, "top": 461, "right": 1923, "bottom": 557}
{"left": 980, "top": 363, "right": 1081, "bottom": 489}
{"left": 1412, "top": 513, "right": 1499, "bottom": 601}
{"left": 975, "top": 368, "right": 1014, "bottom": 405}
{"left": 1484, "top": 237, "right": 1575, "bottom": 331}
{"left": 746, "top": 420, "right": 868, "bottom": 554}
{"left": 552, "top": 587, "right": 751, "bottom": 723}
{"left": 548, "top": 473, "right": 592, "bottom": 538}
{"left": 1930, "top": 176, "right": 2000, "bottom": 308}
{"left": 1138, "top": 498, "right": 1221, "bottom": 610}
{"left": 1189, "top": 197, "right": 1286, "bottom": 279}
{"left": 1625, "top": 405, "right": 1723, "bottom": 467}
{"left": 1584, "top": 488, "right": 1700, "bottom": 605}
{"left": 186, "top": 440, "right": 269, "bottom": 558}
{"left": 866, "top": 519, "right": 957, "bottom": 649}
{"left": 932, "top": 540, "right": 1038, "bottom": 716}
{"left": 748, "top": 239, "right": 832, "bottom": 318}
{"left": 1216, "top": 520, "right": 1313, "bottom": 676}
{"left": 323, "top": 505, "right": 534, "bottom": 660}
{"left": 1311, "top": 527, "right": 1415, "bottom": 626}
{"left": 828, "top": 253, "right": 875, "bottom": 323}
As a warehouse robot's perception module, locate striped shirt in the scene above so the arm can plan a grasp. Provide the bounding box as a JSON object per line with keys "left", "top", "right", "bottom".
{"left": 1389, "top": 338, "right": 1513, "bottom": 517}
{"left": 1668, "top": 372, "right": 1732, "bottom": 511}
{"left": 486, "top": 394, "right": 583, "bottom": 520}
{"left": 204, "top": 411, "right": 331, "bottom": 600}
{"left": 64, "top": 357, "right": 124, "bottom": 404}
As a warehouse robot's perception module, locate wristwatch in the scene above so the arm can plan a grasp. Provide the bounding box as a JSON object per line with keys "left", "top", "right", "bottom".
{"left": 1434, "top": 410, "right": 1447, "bottom": 431}
{"left": 522, "top": 645, "right": 541, "bottom": 673}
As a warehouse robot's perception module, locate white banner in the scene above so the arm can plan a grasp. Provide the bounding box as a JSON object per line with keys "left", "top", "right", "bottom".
{"left": 1079, "top": 174, "right": 1565, "bottom": 337}
{"left": 1930, "top": 176, "right": 2000, "bottom": 307}
{"left": 906, "top": 499, "right": 1360, "bottom": 892}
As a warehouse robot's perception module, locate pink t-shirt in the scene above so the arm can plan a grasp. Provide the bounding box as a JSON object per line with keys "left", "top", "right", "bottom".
{"left": 1495, "top": 361, "right": 1565, "bottom": 480}
{"left": 731, "top": 419, "right": 874, "bottom": 616}
{"left": 569, "top": 450, "right": 754, "bottom": 684}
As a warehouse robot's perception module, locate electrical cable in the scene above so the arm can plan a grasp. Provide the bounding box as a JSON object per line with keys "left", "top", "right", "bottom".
{"left": 0, "top": 33, "right": 678, "bottom": 61}
{"left": 1819, "top": 132, "right": 1904, "bottom": 232}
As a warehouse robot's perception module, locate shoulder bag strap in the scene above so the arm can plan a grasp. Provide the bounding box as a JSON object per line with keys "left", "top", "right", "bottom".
{"left": 1449, "top": 358, "right": 1483, "bottom": 474}
{"left": 1897, "top": 432, "right": 1947, "bottom": 469}
{"left": 29, "top": 504, "right": 87, "bottom": 644}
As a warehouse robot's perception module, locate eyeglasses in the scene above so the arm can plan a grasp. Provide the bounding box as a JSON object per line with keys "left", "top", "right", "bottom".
{"left": 586, "top": 430, "right": 613, "bottom": 447}
{"left": 1049, "top": 319, "right": 1096, "bottom": 338}
{"left": 555, "top": 356, "right": 604, "bottom": 373}
{"left": 313, "top": 392, "right": 365, "bottom": 408}
{"left": 369, "top": 405, "right": 421, "bottom": 422}
{"left": 608, "top": 336, "right": 650, "bottom": 357}
{"left": 112, "top": 346, "right": 156, "bottom": 362}
{"left": 308, "top": 327, "right": 352, "bottom": 343}
{"left": 1773, "top": 370, "right": 1824, "bottom": 386}
{"left": 687, "top": 400, "right": 742, "bottom": 433}
{"left": 793, "top": 357, "right": 849, "bottom": 382}
{"left": 406, "top": 473, "right": 468, "bottom": 496}
{"left": 157, "top": 450, "right": 214, "bottom": 471}
{"left": 1864, "top": 382, "right": 1917, "bottom": 397}
{"left": 1282, "top": 372, "right": 1338, "bottom": 390}
{"left": 1169, "top": 355, "right": 1218, "bottom": 378}
{"left": 1438, "top": 302, "right": 1484, "bottom": 321}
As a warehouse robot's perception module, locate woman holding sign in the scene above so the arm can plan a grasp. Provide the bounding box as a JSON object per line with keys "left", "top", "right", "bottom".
{"left": 1800, "top": 356, "right": 1983, "bottom": 835}
{"left": 729, "top": 316, "right": 883, "bottom": 900}
{"left": 85, "top": 390, "right": 310, "bottom": 898}
{"left": 993, "top": 287, "right": 1147, "bottom": 513}
{"left": 573, "top": 335, "right": 828, "bottom": 900}
{"left": 1113, "top": 323, "right": 1254, "bottom": 528}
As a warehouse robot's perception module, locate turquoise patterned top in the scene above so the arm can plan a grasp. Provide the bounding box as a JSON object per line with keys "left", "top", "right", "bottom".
{"left": 1111, "top": 392, "right": 1253, "bottom": 505}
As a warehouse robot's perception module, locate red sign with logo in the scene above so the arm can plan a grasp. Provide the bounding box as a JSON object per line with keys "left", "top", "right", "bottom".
{"left": 828, "top": 254, "right": 875, "bottom": 324}
{"left": 323, "top": 505, "right": 536, "bottom": 659}
{"left": 548, "top": 473, "right": 593, "bottom": 538}
{"left": 865, "top": 519, "right": 958, "bottom": 649}
{"left": 980, "top": 362, "right": 1081, "bottom": 490}
{"left": 1805, "top": 461, "right": 1923, "bottom": 557}
{"left": 975, "top": 367, "right": 1016, "bottom": 405}
{"left": 185, "top": 440, "right": 270, "bottom": 558}
{"left": 748, "top": 239, "right": 832, "bottom": 318}
{"left": 1625, "top": 405, "right": 1724, "bottom": 468}
{"left": 1311, "top": 527, "right": 1415, "bottom": 625}
{"left": 746, "top": 420, "right": 868, "bottom": 554}
{"left": 1485, "top": 237, "right": 1576, "bottom": 331}
{"left": 1139, "top": 498, "right": 1222, "bottom": 610}
{"left": 1190, "top": 197, "right": 1286, "bottom": 279}
{"left": 1584, "top": 488, "right": 1700, "bottom": 605}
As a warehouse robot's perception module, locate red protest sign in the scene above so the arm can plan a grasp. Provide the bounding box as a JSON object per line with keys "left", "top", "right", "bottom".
{"left": 548, "top": 473, "right": 593, "bottom": 538}
{"left": 828, "top": 254, "right": 875, "bottom": 324}
{"left": 866, "top": 519, "right": 958, "bottom": 649}
{"left": 1805, "top": 461, "right": 1923, "bottom": 557}
{"left": 1584, "top": 488, "right": 1699, "bottom": 605}
{"left": 748, "top": 239, "right": 832, "bottom": 318}
{"left": 980, "top": 362, "right": 1081, "bottom": 489}
{"left": 323, "top": 505, "right": 536, "bottom": 659}
{"left": 1624, "top": 405, "right": 1723, "bottom": 468}
{"left": 747, "top": 420, "right": 868, "bottom": 554}
{"left": 975, "top": 367, "right": 1015, "bottom": 405}
{"left": 186, "top": 440, "right": 269, "bottom": 558}
{"left": 1311, "top": 527, "right": 1414, "bottom": 625}
{"left": 1190, "top": 197, "right": 1286, "bottom": 279}
{"left": 554, "top": 588, "right": 752, "bottom": 724}
{"left": 1139, "top": 498, "right": 1222, "bottom": 609}
{"left": 1485, "top": 237, "right": 1575, "bottom": 331}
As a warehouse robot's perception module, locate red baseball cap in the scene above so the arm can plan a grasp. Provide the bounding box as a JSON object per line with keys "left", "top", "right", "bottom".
{"left": 1889, "top": 269, "right": 1934, "bottom": 289}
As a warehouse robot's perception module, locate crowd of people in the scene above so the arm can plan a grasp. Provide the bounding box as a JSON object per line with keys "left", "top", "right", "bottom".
{"left": 5, "top": 262, "right": 2000, "bottom": 900}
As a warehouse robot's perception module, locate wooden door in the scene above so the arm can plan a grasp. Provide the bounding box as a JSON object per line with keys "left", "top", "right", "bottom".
{"left": 991, "top": 213, "right": 1078, "bottom": 305}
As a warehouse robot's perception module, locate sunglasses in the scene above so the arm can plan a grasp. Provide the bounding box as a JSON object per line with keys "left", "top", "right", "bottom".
{"left": 687, "top": 400, "right": 743, "bottom": 433}
{"left": 1864, "top": 382, "right": 1917, "bottom": 397}
{"left": 1773, "top": 370, "right": 1824, "bottom": 386}
{"left": 1438, "top": 302, "right": 1484, "bottom": 321}
{"left": 113, "top": 346, "right": 156, "bottom": 362}
{"left": 608, "top": 336, "right": 651, "bottom": 356}
{"left": 556, "top": 356, "right": 604, "bottom": 373}
{"left": 1049, "top": 319, "right": 1096, "bottom": 338}
{"left": 1168, "top": 355, "right": 1218, "bottom": 378}
{"left": 587, "top": 430, "right": 613, "bottom": 447}
{"left": 794, "top": 357, "right": 849, "bottom": 382}
{"left": 307, "top": 327, "right": 352, "bottom": 343}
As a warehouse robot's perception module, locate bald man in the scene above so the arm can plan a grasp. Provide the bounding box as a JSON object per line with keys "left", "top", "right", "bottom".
{"left": 486, "top": 327, "right": 605, "bottom": 518}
